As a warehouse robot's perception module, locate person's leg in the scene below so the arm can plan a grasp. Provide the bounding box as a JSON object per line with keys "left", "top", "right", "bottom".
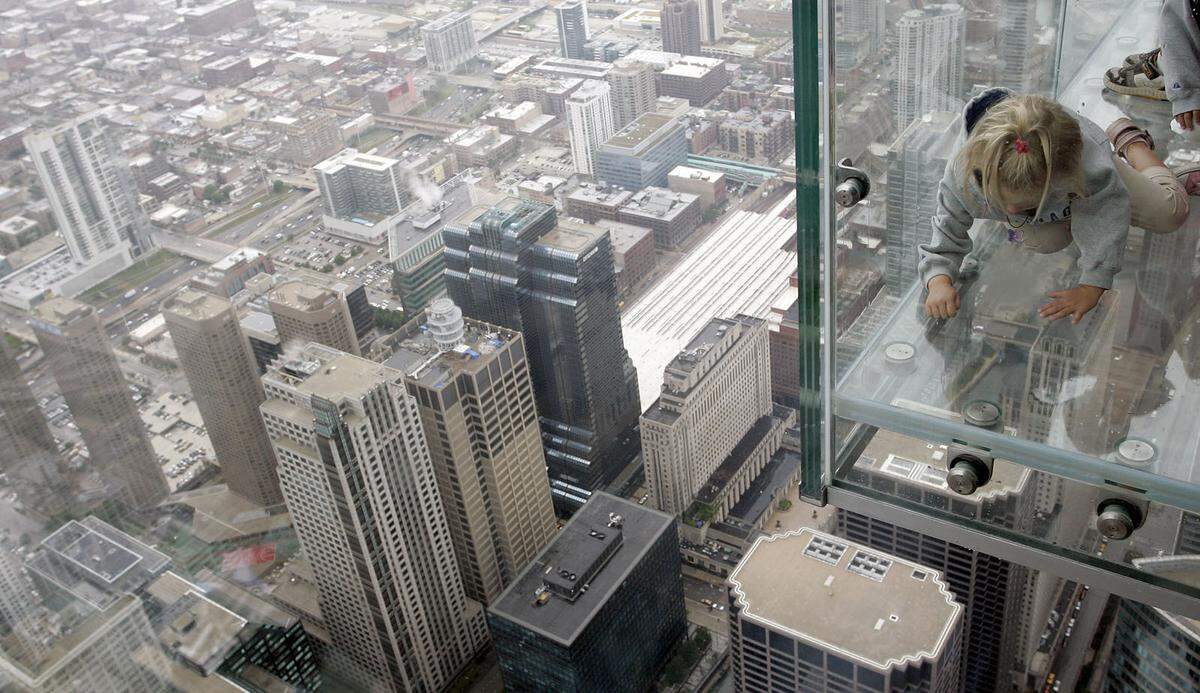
{"left": 1107, "top": 119, "right": 1191, "bottom": 231}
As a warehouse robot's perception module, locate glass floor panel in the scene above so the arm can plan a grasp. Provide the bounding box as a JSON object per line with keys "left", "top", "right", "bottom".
{"left": 834, "top": 0, "right": 1200, "bottom": 513}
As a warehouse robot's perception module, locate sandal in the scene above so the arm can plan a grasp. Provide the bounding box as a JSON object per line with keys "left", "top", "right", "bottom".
{"left": 1106, "top": 118, "right": 1155, "bottom": 160}
{"left": 1104, "top": 50, "right": 1168, "bottom": 101}
{"left": 1174, "top": 162, "right": 1200, "bottom": 196}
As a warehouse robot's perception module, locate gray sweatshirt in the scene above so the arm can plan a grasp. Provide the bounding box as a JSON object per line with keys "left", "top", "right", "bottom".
{"left": 1161, "top": 0, "right": 1200, "bottom": 117}
{"left": 917, "top": 88, "right": 1130, "bottom": 290}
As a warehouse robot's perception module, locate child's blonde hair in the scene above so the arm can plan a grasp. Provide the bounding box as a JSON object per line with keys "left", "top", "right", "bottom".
{"left": 961, "top": 94, "right": 1083, "bottom": 217}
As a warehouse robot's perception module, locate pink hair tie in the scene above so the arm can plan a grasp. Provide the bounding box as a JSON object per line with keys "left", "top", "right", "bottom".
{"left": 1013, "top": 137, "right": 1030, "bottom": 154}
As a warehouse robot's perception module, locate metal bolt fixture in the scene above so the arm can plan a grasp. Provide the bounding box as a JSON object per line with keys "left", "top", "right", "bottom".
{"left": 834, "top": 158, "right": 871, "bottom": 208}
{"left": 1096, "top": 499, "right": 1143, "bottom": 541}
{"left": 944, "top": 445, "right": 994, "bottom": 496}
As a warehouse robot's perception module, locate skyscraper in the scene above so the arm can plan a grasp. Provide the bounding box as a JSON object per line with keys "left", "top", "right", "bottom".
{"left": 260, "top": 344, "right": 487, "bottom": 691}
{"left": 0, "top": 338, "right": 59, "bottom": 487}
{"left": 842, "top": 0, "right": 885, "bottom": 55}
{"left": 893, "top": 4, "right": 964, "bottom": 131}
{"left": 422, "top": 12, "right": 478, "bottom": 74}
{"left": 0, "top": 551, "right": 49, "bottom": 665}
{"left": 697, "top": 0, "right": 723, "bottom": 43}
{"left": 24, "top": 111, "right": 152, "bottom": 265}
{"left": 836, "top": 428, "right": 1037, "bottom": 692}
{"left": 555, "top": 0, "right": 590, "bottom": 60}
{"left": 641, "top": 315, "right": 772, "bottom": 515}
{"left": 566, "top": 80, "right": 615, "bottom": 176}
{"left": 444, "top": 200, "right": 641, "bottom": 514}
{"left": 661, "top": 0, "right": 702, "bottom": 56}
{"left": 998, "top": 0, "right": 1046, "bottom": 93}
{"left": 885, "top": 111, "right": 960, "bottom": 295}
{"left": 1107, "top": 556, "right": 1200, "bottom": 692}
{"left": 163, "top": 288, "right": 282, "bottom": 507}
{"left": 31, "top": 297, "right": 167, "bottom": 509}
{"left": 488, "top": 493, "right": 687, "bottom": 692}
{"left": 268, "top": 279, "right": 363, "bottom": 356}
{"left": 607, "top": 58, "right": 657, "bottom": 130}
{"left": 383, "top": 299, "right": 558, "bottom": 604}
{"left": 727, "top": 528, "right": 964, "bottom": 692}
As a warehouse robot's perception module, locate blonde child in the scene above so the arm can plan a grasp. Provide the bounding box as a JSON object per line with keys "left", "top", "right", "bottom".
{"left": 921, "top": 88, "right": 1191, "bottom": 324}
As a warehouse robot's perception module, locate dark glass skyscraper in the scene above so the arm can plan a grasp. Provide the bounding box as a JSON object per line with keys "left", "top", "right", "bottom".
{"left": 444, "top": 199, "right": 641, "bottom": 513}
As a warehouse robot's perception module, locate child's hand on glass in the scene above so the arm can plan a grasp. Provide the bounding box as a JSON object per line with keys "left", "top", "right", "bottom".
{"left": 1039, "top": 285, "right": 1106, "bottom": 324}
{"left": 925, "top": 275, "right": 960, "bottom": 319}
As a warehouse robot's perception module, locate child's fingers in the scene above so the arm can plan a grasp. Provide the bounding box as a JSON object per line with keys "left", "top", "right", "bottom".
{"left": 1071, "top": 309, "right": 1084, "bottom": 324}
{"left": 953, "top": 293, "right": 961, "bottom": 309}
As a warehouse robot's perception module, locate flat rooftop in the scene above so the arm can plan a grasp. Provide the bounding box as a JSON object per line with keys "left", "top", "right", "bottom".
{"left": 270, "top": 344, "right": 396, "bottom": 403}
{"left": 165, "top": 287, "right": 231, "bottom": 322}
{"left": 539, "top": 218, "right": 603, "bottom": 254}
{"left": 268, "top": 280, "right": 336, "bottom": 312}
{"left": 620, "top": 187, "right": 698, "bottom": 221}
{"left": 567, "top": 185, "right": 633, "bottom": 207}
{"left": 32, "top": 295, "right": 92, "bottom": 327}
{"left": 43, "top": 521, "right": 141, "bottom": 584}
{"left": 489, "top": 493, "right": 673, "bottom": 646}
{"left": 603, "top": 113, "right": 678, "bottom": 152}
{"left": 314, "top": 148, "right": 397, "bottom": 175}
{"left": 382, "top": 315, "right": 519, "bottom": 389}
{"left": 729, "top": 528, "right": 961, "bottom": 671}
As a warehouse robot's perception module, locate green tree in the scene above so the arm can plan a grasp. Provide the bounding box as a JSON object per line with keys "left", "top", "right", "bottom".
{"left": 333, "top": 254, "right": 347, "bottom": 266}
{"left": 272, "top": 179, "right": 287, "bottom": 194}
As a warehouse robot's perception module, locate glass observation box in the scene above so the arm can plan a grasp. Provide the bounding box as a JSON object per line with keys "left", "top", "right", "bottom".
{"left": 799, "top": 0, "right": 1200, "bottom": 621}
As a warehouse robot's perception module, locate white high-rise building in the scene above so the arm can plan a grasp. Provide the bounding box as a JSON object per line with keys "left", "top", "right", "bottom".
{"left": 893, "top": 4, "right": 964, "bottom": 132}
{"left": 260, "top": 344, "right": 487, "bottom": 692}
{"left": 422, "top": 12, "right": 478, "bottom": 74}
{"left": 567, "top": 80, "right": 615, "bottom": 177}
{"left": 640, "top": 315, "right": 772, "bottom": 516}
{"left": 697, "top": 0, "right": 723, "bottom": 43}
{"left": 24, "top": 111, "right": 152, "bottom": 266}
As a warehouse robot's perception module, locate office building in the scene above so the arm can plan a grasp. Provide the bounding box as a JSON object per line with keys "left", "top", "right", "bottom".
{"left": 489, "top": 493, "right": 687, "bottom": 692}
{"left": 422, "top": 12, "right": 478, "bottom": 74}
{"left": 163, "top": 289, "right": 282, "bottom": 507}
{"left": 600, "top": 220, "right": 657, "bottom": 296}
{"left": 240, "top": 311, "right": 280, "bottom": 375}
{"left": 662, "top": 0, "right": 702, "bottom": 56}
{"left": 727, "top": 528, "right": 963, "bottom": 692}
{"left": 697, "top": 0, "right": 724, "bottom": 42}
{"left": 607, "top": 59, "right": 658, "bottom": 130}
{"left": 596, "top": 113, "right": 689, "bottom": 190}
{"left": 190, "top": 246, "right": 274, "bottom": 298}
{"left": 668, "top": 164, "right": 726, "bottom": 208}
{"left": 200, "top": 55, "right": 253, "bottom": 88}
{"left": 382, "top": 300, "right": 558, "bottom": 604}
{"left": 768, "top": 295, "right": 801, "bottom": 408}
{"left": 267, "top": 279, "right": 363, "bottom": 356}
{"left": 25, "top": 111, "right": 152, "bottom": 266}
{"left": 555, "top": 1, "right": 591, "bottom": 60}
{"left": 641, "top": 315, "right": 771, "bottom": 515}
{"left": 1107, "top": 556, "right": 1200, "bottom": 692}
{"left": 30, "top": 298, "right": 167, "bottom": 509}
{"left": 444, "top": 200, "right": 641, "bottom": 513}
{"left": 566, "top": 184, "right": 633, "bottom": 222}
{"left": 658, "top": 55, "right": 729, "bottom": 106}
{"left": 716, "top": 109, "right": 793, "bottom": 163}
{"left": 269, "top": 108, "right": 342, "bottom": 167}
{"left": 0, "top": 338, "right": 58, "bottom": 485}
{"left": 836, "top": 427, "right": 1037, "bottom": 692}
{"left": 885, "top": 111, "right": 959, "bottom": 294}
{"left": 178, "top": 0, "right": 258, "bottom": 36}
{"left": 0, "top": 594, "right": 168, "bottom": 692}
{"left": 566, "top": 80, "right": 616, "bottom": 176}
{"left": 260, "top": 345, "right": 487, "bottom": 692}
{"left": 530, "top": 57, "right": 613, "bottom": 82}
{"left": 314, "top": 148, "right": 410, "bottom": 240}
{"left": 617, "top": 186, "right": 701, "bottom": 249}
{"left": 448, "top": 125, "right": 518, "bottom": 170}
{"left": 894, "top": 4, "right": 964, "bottom": 131}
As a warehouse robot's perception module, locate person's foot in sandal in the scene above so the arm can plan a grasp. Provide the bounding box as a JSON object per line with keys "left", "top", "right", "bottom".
{"left": 1175, "top": 163, "right": 1200, "bottom": 196}
{"left": 1105, "top": 117, "right": 1155, "bottom": 160}
{"left": 1105, "top": 49, "right": 1168, "bottom": 101}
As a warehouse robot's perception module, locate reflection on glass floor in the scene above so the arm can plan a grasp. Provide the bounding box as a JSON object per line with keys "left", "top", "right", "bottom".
{"left": 836, "top": 0, "right": 1200, "bottom": 510}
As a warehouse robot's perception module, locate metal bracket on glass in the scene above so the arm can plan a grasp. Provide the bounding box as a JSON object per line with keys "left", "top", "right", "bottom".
{"left": 834, "top": 158, "right": 870, "bottom": 207}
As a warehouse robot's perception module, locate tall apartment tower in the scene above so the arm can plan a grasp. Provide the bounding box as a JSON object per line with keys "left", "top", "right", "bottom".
{"left": 842, "top": 0, "right": 885, "bottom": 55}
{"left": 836, "top": 427, "right": 1037, "bottom": 692}
{"left": 661, "top": 0, "right": 702, "bottom": 56}
{"left": 566, "top": 80, "right": 616, "bottom": 177}
{"left": 31, "top": 297, "right": 167, "bottom": 509}
{"left": 555, "top": 0, "right": 590, "bottom": 60}
{"left": 885, "top": 111, "right": 960, "bottom": 295}
{"left": 640, "top": 315, "right": 772, "bottom": 516}
{"left": 267, "top": 279, "right": 362, "bottom": 356}
{"left": 998, "top": 0, "right": 1045, "bottom": 93}
{"left": 488, "top": 493, "right": 687, "bottom": 692}
{"left": 260, "top": 344, "right": 487, "bottom": 692}
{"left": 893, "top": 4, "right": 964, "bottom": 132}
{"left": 1107, "top": 556, "right": 1200, "bottom": 692}
{"left": 697, "top": 0, "right": 723, "bottom": 43}
{"left": 314, "top": 148, "right": 410, "bottom": 220}
{"left": 0, "top": 339, "right": 58, "bottom": 484}
{"left": 383, "top": 299, "right": 558, "bottom": 605}
{"left": 607, "top": 59, "right": 657, "bottom": 130}
{"left": 444, "top": 200, "right": 641, "bottom": 514}
{"left": 24, "top": 111, "right": 152, "bottom": 265}
{"left": 422, "top": 12, "right": 479, "bottom": 74}
{"left": 0, "top": 551, "right": 49, "bottom": 665}
{"left": 273, "top": 107, "right": 342, "bottom": 167}
{"left": 727, "top": 528, "right": 964, "bottom": 693}
{"left": 163, "top": 288, "right": 282, "bottom": 507}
